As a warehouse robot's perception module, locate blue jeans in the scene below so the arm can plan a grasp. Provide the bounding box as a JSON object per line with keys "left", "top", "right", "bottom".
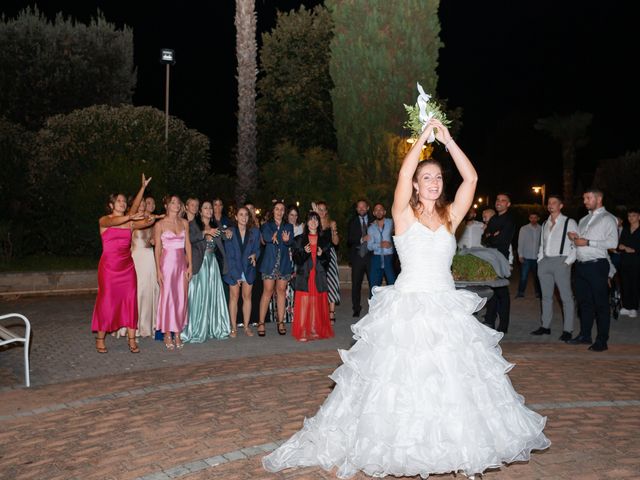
{"left": 369, "top": 255, "right": 397, "bottom": 297}
{"left": 518, "top": 258, "right": 541, "bottom": 297}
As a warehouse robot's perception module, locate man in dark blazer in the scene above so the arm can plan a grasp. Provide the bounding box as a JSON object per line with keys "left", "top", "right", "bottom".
{"left": 347, "top": 199, "right": 373, "bottom": 317}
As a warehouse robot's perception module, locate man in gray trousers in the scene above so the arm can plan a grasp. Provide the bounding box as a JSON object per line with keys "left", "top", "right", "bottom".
{"left": 531, "top": 195, "right": 578, "bottom": 341}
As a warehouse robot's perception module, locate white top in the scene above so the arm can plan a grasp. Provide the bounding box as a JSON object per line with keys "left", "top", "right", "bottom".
{"left": 457, "top": 221, "right": 484, "bottom": 249}
{"left": 576, "top": 207, "right": 619, "bottom": 262}
{"left": 393, "top": 222, "right": 456, "bottom": 293}
{"left": 517, "top": 223, "right": 542, "bottom": 260}
{"left": 537, "top": 214, "right": 578, "bottom": 265}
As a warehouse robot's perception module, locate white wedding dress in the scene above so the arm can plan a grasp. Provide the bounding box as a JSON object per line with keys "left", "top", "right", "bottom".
{"left": 263, "top": 221, "right": 550, "bottom": 478}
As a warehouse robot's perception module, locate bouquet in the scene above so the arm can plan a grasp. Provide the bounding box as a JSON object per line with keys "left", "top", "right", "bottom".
{"left": 403, "top": 82, "right": 451, "bottom": 143}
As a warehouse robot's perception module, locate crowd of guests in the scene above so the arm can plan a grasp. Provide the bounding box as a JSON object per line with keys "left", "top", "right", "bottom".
{"left": 91, "top": 175, "right": 352, "bottom": 352}
{"left": 90, "top": 174, "right": 637, "bottom": 355}
{"left": 456, "top": 189, "right": 639, "bottom": 352}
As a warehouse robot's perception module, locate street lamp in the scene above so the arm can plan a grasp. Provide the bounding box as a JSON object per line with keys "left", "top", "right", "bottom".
{"left": 160, "top": 48, "right": 176, "bottom": 144}
{"left": 532, "top": 184, "right": 546, "bottom": 206}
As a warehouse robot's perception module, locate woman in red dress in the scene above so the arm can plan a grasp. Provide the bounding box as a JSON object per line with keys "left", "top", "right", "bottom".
{"left": 291, "top": 211, "right": 334, "bottom": 341}
{"left": 92, "top": 174, "right": 154, "bottom": 353}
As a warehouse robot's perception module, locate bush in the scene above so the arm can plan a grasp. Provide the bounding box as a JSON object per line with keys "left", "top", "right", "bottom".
{"left": 31, "top": 105, "right": 210, "bottom": 256}
{"left": 0, "top": 118, "right": 37, "bottom": 259}
{"left": 0, "top": 8, "right": 135, "bottom": 130}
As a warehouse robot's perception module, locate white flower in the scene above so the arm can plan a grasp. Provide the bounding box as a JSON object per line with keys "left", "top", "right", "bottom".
{"left": 416, "top": 82, "right": 435, "bottom": 142}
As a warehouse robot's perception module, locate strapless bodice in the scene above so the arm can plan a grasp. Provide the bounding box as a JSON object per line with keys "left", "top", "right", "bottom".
{"left": 392, "top": 221, "right": 456, "bottom": 292}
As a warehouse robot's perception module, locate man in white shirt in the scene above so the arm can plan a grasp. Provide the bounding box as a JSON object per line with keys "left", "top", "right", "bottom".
{"left": 531, "top": 195, "right": 577, "bottom": 341}
{"left": 567, "top": 189, "right": 619, "bottom": 351}
{"left": 516, "top": 213, "right": 542, "bottom": 298}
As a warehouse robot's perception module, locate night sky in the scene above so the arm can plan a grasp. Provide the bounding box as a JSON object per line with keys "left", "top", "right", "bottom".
{"left": 4, "top": 1, "right": 639, "bottom": 203}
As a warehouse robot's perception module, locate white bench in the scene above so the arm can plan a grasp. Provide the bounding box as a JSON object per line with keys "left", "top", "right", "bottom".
{"left": 0, "top": 313, "right": 31, "bottom": 387}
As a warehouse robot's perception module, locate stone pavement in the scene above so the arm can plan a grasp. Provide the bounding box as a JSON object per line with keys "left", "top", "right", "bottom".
{"left": 1, "top": 280, "right": 640, "bottom": 479}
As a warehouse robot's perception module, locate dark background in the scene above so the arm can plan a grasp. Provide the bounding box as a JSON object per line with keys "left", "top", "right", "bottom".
{"left": 3, "top": 0, "right": 638, "bottom": 203}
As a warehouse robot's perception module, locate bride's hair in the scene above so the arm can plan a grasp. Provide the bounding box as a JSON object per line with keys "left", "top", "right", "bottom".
{"left": 409, "top": 159, "right": 452, "bottom": 232}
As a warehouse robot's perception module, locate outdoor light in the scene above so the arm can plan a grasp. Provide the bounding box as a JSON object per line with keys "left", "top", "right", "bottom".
{"left": 160, "top": 48, "right": 176, "bottom": 144}
{"left": 532, "top": 184, "right": 546, "bottom": 206}
{"left": 160, "top": 48, "right": 175, "bottom": 65}
{"left": 473, "top": 204, "right": 478, "bottom": 209}
{"left": 296, "top": 201, "right": 300, "bottom": 207}
{"left": 255, "top": 208, "right": 261, "bottom": 216}
{"left": 477, "top": 197, "right": 483, "bottom": 203}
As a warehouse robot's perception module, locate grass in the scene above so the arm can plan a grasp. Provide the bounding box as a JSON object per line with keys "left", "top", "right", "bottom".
{"left": 0, "top": 255, "right": 98, "bottom": 273}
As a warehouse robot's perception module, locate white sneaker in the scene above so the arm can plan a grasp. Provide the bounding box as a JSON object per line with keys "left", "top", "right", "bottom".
{"left": 620, "top": 308, "right": 632, "bottom": 316}
{"left": 629, "top": 309, "right": 638, "bottom": 318}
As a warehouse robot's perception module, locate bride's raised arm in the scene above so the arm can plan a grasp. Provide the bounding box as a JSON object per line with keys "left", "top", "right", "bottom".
{"left": 392, "top": 123, "right": 436, "bottom": 233}
{"left": 429, "top": 119, "right": 478, "bottom": 232}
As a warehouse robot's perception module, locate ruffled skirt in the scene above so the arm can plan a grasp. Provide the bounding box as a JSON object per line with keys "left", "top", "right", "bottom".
{"left": 262, "top": 285, "right": 550, "bottom": 478}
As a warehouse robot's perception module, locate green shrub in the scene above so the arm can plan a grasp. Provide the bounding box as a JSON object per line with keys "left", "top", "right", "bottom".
{"left": 31, "top": 105, "right": 210, "bottom": 256}
{"left": 0, "top": 8, "right": 135, "bottom": 129}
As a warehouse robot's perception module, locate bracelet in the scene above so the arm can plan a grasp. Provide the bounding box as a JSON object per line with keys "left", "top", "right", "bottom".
{"left": 444, "top": 138, "right": 455, "bottom": 151}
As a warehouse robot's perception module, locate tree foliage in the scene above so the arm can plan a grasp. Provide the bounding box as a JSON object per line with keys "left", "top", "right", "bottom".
{"left": 326, "top": 0, "right": 443, "bottom": 179}
{"left": 594, "top": 150, "right": 640, "bottom": 207}
{"left": 257, "top": 6, "right": 335, "bottom": 158}
{"left": 0, "top": 8, "right": 136, "bottom": 130}
{"left": 31, "top": 105, "right": 210, "bottom": 256}
{"left": 259, "top": 141, "right": 362, "bottom": 255}
{"left": 534, "top": 112, "right": 593, "bottom": 203}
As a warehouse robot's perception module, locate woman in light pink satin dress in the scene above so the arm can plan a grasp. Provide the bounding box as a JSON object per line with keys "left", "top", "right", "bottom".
{"left": 154, "top": 195, "right": 193, "bottom": 350}
{"left": 92, "top": 174, "right": 154, "bottom": 354}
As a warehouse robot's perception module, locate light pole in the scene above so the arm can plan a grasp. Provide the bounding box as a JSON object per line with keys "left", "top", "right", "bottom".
{"left": 160, "top": 49, "right": 176, "bottom": 144}
{"left": 532, "top": 184, "right": 546, "bottom": 206}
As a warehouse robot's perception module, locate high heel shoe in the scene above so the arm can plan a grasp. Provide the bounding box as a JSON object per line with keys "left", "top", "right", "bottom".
{"left": 95, "top": 336, "right": 108, "bottom": 354}
{"left": 127, "top": 336, "right": 140, "bottom": 353}
{"left": 277, "top": 321, "right": 286, "bottom": 335}
{"left": 257, "top": 323, "right": 266, "bottom": 337}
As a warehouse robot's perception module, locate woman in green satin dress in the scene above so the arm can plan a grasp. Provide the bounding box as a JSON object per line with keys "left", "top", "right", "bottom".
{"left": 181, "top": 201, "right": 231, "bottom": 343}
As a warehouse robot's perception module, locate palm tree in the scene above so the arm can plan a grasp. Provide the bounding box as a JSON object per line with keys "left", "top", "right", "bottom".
{"left": 534, "top": 112, "right": 593, "bottom": 203}
{"left": 234, "top": 0, "right": 258, "bottom": 206}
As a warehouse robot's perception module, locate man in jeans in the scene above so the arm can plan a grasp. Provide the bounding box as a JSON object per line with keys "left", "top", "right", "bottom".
{"left": 516, "top": 213, "right": 542, "bottom": 298}
{"left": 367, "top": 203, "right": 396, "bottom": 296}
{"left": 531, "top": 195, "right": 577, "bottom": 341}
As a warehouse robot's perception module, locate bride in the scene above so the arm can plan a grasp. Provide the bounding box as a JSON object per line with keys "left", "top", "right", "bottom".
{"left": 262, "top": 118, "right": 550, "bottom": 478}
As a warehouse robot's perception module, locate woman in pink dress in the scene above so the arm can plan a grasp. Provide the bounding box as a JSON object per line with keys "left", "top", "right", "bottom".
{"left": 92, "top": 174, "right": 153, "bottom": 354}
{"left": 154, "top": 195, "right": 193, "bottom": 350}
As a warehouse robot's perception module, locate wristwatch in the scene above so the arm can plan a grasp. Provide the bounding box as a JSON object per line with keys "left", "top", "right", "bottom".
{"left": 587, "top": 240, "right": 590, "bottom": 246}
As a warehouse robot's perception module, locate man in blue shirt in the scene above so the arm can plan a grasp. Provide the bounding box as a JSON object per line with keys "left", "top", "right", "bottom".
{"left": 367, "top": 203, "right": 397, "bottom": 297}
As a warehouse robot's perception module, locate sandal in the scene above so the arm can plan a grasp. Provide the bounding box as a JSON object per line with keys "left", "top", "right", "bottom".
{"left": 128, "top": 336, "right": 140, "bottom": 354}
{"left": 277, "top": 321, "right": 287, "bottom": 335}
{"left": 95, "top": 336, "right": 108, "bottom": 354}
{"left": 175, "top": 340, "right": 184, "bottom": 350}
{"left": 329, "top": 311, "right": 336, "bottom": 325}
{"left": 164, "top": 334, "right": 175, "bottom": 350}
{"left": 229, "top": 329, "right": 237, "bottom": 338}
{"left": 244, "top": 326, "right": 254, "bottom": 337}
{"left": 257, "top": 323, "right": 266, "bottom": 337}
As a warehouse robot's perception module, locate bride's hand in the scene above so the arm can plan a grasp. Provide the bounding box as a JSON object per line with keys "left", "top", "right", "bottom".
{"left": 428, "top": 118, "right": 453, "bottom": 145}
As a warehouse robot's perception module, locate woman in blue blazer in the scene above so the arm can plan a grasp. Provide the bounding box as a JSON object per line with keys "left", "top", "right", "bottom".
{"left": 258, "top": 201, "right": 294, "bottom": 336}
{"left": 223, "top": 206, "right": 261, "bottom": 337}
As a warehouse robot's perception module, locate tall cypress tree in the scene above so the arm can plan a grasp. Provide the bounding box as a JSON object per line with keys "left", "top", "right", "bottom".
{"left": 327, "top": 0, "right": 442, "bottom": 183}
{"left": 257, "top": 6, "right": 335, "bottom": 160}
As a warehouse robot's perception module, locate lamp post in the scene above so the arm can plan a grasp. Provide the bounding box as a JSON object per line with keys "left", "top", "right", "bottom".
{"left": 160, "top": 49, "right": 176, "bottom": 144}
{"left": 532, "top": 184, "right": 546, "bottom": 206}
